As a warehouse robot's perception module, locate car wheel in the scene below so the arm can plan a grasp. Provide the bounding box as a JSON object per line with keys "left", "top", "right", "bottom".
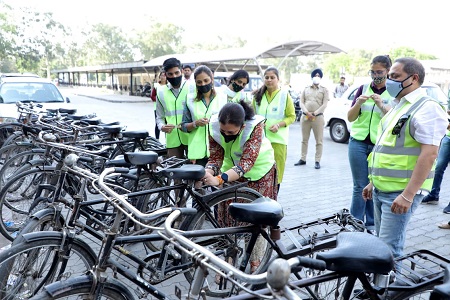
{"left": 329, "top": 119, "right": 350, "bottom": 143}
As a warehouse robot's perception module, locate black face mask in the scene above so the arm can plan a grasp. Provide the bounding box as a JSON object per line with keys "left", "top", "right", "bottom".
{"left": 197, "top": 83, "right": 213, "bottom": 94}
{"left": 167, "top": 75, "right": 182, "bottom": 87}
{"left": 231, "top": 82, "right": 244, "bottom": 92}
{"left": 221, "top": 131, "right": 240, "bottom": 143}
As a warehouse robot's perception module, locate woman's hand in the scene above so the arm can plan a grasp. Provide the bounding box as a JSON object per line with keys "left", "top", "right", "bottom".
{"left": 269, "top": 123, "right": 281, "bottom": 133}
{"left": 201, "top": 172, "right": 219, "bottom": 186}
{"left": 356, "top": 95, "right": 370, "bottom": 105}
{"left": 162, "top": 124, "right": 175, "bottom": 133}
{"left": 196, "top": 118, "right": 209, "bottom": 127}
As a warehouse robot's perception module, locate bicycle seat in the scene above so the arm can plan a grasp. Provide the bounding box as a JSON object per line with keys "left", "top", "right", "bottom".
{"left": 104, "top": 155, "right": 132, "bottom": 168}
{"left": 316, "top": 232, "right": 394, "bottom": 274}
{"left": 67, "top": 114, "right": 87, "bottom": 120}
{"left": 159, "top": 164, "right": 205, "bottom": 180}
{"left": 101, "top": 125, "right": 123, "bottom": 134}
{"left": 228, "top": 197, "right": 284, "bottom": 227}
{"left": 59, "top": 108, "right": 77, "bottom": 114}
{"left": 124, "top": 151, "right": 159, "bottom": 165}
{"left": 81, "top": 117, "right": 102, "bottom": 125}
{"left": 122, "top": 130, "right": 149, "bottom": 139}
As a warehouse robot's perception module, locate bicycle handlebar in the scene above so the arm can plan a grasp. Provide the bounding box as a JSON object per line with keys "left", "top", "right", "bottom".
{"left": 37, "top": 131, "right": 113, "bottom": 156}
{"left": 164, "top": 209, "right": 302, "bottom": 286}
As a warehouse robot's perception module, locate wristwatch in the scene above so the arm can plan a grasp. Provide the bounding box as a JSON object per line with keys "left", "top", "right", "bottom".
{"left": 221, "top": 173, "right": 229, "bottom": 183}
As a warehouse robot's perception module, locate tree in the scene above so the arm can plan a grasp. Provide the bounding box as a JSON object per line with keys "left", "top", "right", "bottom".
{"left": 133, "top": 21, "right": 185, "bottom": 60}
{"left": 82, "top": 23, "right": 134, "bottom": 65}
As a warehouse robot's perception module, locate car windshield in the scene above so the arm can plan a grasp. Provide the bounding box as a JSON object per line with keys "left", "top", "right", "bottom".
{"left": 422, "top": 85, "right": 448, "bottom": 105}
{"left": 0, "top": 82, "right": 64, "bottom": 104}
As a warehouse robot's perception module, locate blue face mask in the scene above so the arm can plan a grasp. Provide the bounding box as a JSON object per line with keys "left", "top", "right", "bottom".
{"left": 385, "top": 75, "right": 413, "bottom": 98}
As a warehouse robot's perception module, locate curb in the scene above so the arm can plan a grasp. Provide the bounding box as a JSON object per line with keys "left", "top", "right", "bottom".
{"left": 74, "top": 93, "right": 153, "bottom": 104}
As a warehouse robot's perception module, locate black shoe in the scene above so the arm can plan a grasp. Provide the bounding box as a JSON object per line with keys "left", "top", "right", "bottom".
{"left": 421, "top": 194, "right": 439, "bottom": 205}
{"left": 315, "top": 162, "right": 320, "bottom": 169}
{"left": 444, "top": 203, "right": 450, "bottom": 214}
{"left": 294, "top": 159, "right": 306, "bottom": 166}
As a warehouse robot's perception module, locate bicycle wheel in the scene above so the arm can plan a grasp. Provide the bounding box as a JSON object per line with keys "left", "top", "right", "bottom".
{"left": 0, "top": 234, "right": 97, "bottom": 299}
{"left": 0, "top": 143, "right": 35, "bottom": 171}
{"left": 0, "top": 123, "right": 23, "bottom": 148}
{"left": 0, "top": 168, "right": 56, "bottom": 240}
{"left": 133, "top": 175, "right": 177, "bottom": 251}
{"left": 28, "top": 275, "right": 134, "bottom": 300}
{"left": 0, "top": 149, "right": 47, "bottom": 186}
{"left": 180, "top": 189, "right": 271, "bottom": 298}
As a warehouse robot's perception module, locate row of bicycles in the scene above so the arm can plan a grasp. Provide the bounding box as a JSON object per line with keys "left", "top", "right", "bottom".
{"left": 0, "top": 102, "right": 448, "bottom": 299}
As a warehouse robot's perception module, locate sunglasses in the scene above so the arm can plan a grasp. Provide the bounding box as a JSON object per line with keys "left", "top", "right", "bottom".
{"left": 391, "top": 114, "right": 410, "bottom": 137}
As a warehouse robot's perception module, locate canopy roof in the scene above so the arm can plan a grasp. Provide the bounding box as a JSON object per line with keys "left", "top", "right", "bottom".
{"left": 143, "top": 40, "right": 344, "bottom": 73}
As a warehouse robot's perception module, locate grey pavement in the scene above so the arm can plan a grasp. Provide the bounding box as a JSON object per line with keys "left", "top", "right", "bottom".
{"left": 2, "top": 86, "right": 450, "bottom": 298}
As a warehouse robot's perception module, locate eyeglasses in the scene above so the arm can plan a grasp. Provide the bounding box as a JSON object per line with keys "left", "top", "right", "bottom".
{"left": 368, "top": 70, "right": 387, "bottom": 76}
{"left": 391, "top": 114, "right": 410, "bottom": 137}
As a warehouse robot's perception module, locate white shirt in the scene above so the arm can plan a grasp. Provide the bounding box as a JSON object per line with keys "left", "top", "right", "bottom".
{"left": 386, "top": 88, "right": 447, "bottom": 146}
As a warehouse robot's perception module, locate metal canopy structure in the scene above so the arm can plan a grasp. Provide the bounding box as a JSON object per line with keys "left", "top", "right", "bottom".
{"left": 51, "top": 40, "right": 343, "bottom": 93}
{"left": 143, "top": 40, "right": 344, "bottom": 74}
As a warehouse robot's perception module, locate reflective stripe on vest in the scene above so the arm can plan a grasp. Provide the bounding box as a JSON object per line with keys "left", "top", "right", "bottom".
{"left": 255, "top": 89, "right": 289, "bottom": 145}
{"left": 350, "top": 84, "right": 393, "bottom": 144}
{"left": 186, "top": 92, "right": 227, "bottom": 159}
{"left": 210, "top": 114, "right": 275, "bottom": 181}
{"left": 369, "top": 96, "right": 439, "bottom": 192}
{"left": 157, "top": 82, "right": 194, "bottom": 147}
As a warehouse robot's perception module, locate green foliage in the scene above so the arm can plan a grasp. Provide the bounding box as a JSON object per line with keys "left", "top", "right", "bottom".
{"left": 133, "top": 21, "right": 185, "bottom": 60}
{"left": 0, "top": 3, "right": 441, "bottom": 80}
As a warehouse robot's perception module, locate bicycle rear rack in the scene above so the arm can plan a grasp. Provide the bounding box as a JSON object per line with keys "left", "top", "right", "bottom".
{"left": 388, "top": 249, "right": 450, "bottom": 290}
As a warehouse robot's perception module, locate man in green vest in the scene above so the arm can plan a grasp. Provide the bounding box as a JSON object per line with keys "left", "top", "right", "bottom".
{"left": 156, "top": 57, "right": 192, "bottom": 160}
{"left": 363, "top": 57, "right": 448, "bottom": 257}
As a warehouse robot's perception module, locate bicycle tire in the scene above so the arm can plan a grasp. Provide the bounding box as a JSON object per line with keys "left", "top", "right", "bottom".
{"left": 28, "top": 275, "right": 134, "bottom": 300}
{"left": 0, "top": 143, "right": 35, "bottom": 170}
{"left": 0, "top": 168, "right": 56, "bottom": 240}
{"left": 2, "top": 131, "right": 28, "bottom": 147}
{"left": 180, "top": 189, "right": 271, "bottom": 298}
{"left": 0, "top": 123, "right": 23, "bottom": 147}
{"left": 0, "top": 234, "right": 97, "bottom": 299}
{"left": 0, "top": 149, "right": 47, "bottom": 186}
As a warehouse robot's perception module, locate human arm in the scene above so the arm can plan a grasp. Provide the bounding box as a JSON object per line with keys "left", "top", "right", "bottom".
{"left": 299, "top": 89, "right": 314, "bottom": 119}
{"left": 391, "top": 144, "right": 439, "bottom": 214}
{"left": 150, "top": 88, "right": 157, "bottom": 102}
{"left": 180, "top": 101, "right": 194, "bottom": 132}
{"left": 314, "top": 87, "right": 329, "bottom": 115}
{"left": 347, "top": 85, "right": 366, "bottom": 122}
{"left": 155, "top": 96, "right": 175, "bottom": 133}
{"left": 203, "top": 123, "right": 264, "bottom": 186}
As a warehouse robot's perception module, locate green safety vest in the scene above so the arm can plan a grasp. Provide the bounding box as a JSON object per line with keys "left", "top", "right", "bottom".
{"left": 209, "top": 114, "right": 275, "bottom": 181}
{"left": 350, "top": 84, "right": 393, "bottom": 144}
{"left": 222, "top": 86, "right": 248, "bottom": 103}
{"left": 368, "top": 96, "right": 440, "bottom": 192}
{"left": 254, "top": 89, "right": 289, "bottom": 145}
{"left": 186, "top": 92, "right": 227, "bottom": 160}
{"left": 157, "top": 82, "right": 194, "bottom": 148}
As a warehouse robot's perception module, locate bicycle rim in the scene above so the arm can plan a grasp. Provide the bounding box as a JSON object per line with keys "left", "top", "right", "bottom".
{"left": 181, "top": 190, "right": 271, "bottom": 298}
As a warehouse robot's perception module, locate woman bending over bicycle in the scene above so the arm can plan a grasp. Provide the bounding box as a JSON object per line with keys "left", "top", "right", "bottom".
{"left": 202, "top": 100, "right": 278, "bottom": 271}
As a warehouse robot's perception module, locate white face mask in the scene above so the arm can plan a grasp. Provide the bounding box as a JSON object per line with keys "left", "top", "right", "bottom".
{"left": 312, "top": 77, "right": 321, "bottom": 85}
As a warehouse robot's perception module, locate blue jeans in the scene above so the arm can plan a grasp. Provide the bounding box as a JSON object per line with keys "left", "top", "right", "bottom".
{"left": 373, "top": 189, "right": 422, "bottom": 258}
{"left": 429, "top": 135, "right": 450, "bottom": 198}
{"left": 348, "top": 137, "right": 374, "bottom": 228}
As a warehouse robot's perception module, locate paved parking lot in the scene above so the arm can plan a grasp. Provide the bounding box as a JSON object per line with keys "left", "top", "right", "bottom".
{"left": 2, "top": 87, "right": 450, "bottom": 297}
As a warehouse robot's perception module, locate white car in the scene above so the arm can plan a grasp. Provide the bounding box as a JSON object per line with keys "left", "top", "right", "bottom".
{"left": 324, "top": 82, "right": 449, "bottom": 143}
{"left": 0, "top": 77, "right": 72, "bottom": 123}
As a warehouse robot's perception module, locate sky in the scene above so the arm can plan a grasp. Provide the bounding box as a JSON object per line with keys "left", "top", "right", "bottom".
{"left": 5, "top": 0, "right": 449, "bottom": 61}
